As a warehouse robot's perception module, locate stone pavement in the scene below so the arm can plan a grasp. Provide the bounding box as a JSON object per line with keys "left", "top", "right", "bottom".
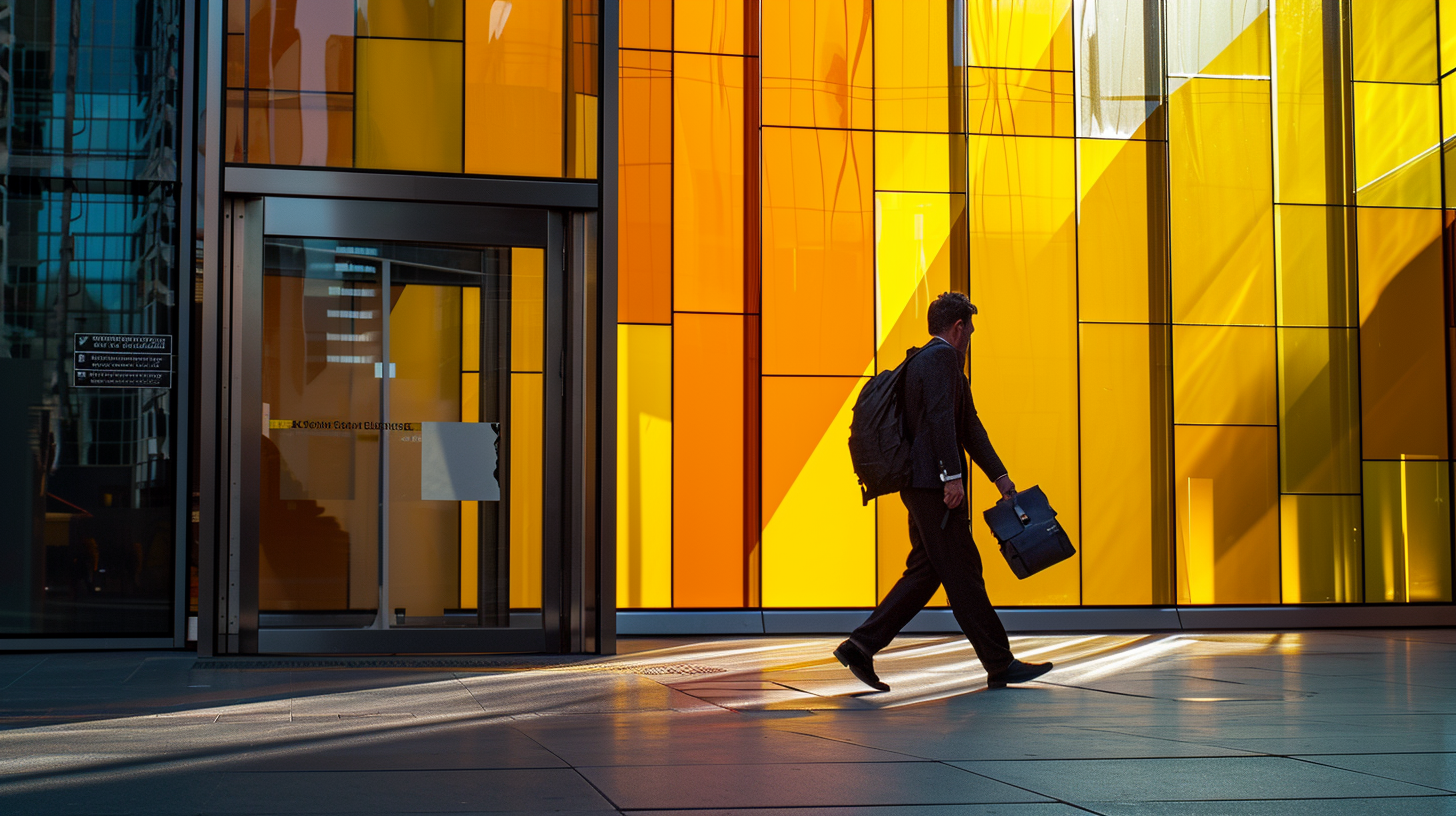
{"left": 1, "top": 630, "right": 1455, "bottom": 814}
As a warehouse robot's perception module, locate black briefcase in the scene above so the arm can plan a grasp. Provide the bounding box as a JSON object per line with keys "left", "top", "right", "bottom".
{"left": 981, "top": 485, "right": 1075, "bottom": 579}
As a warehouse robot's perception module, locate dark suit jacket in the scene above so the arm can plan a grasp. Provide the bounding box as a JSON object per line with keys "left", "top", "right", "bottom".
{"left": 901, "top": 337, "right": 1007, "bottom": 489}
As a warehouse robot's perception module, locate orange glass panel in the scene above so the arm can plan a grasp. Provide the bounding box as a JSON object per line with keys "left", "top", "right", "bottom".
{"left": 512, "top": 248, "right": 545, "bottom": 372}
{"left": 673, "top": 314, "right": 747, "bottom": 607}
{"left": 674, "top": 53, "right": 747, "bottom": 313}
{"left": 247, "top": 0, "right": 355, "bottom": 92}
{"left": 226, "top": 89, "right": 245, "bottom": 162}
{"left": 619, "top": 49, "right": 672, "bottom": 324}
{"left": 355, "top": 39, "right": 463, "bottom": 172}
{"left": 464, "top": 0, "right": 564, "bottom": 177}
{"left": 761, "top": 0, "right": 873, "bottom": 129}
{"left": 967, "top": 0, "right": 1072, "bottom": 72}
{"left": 966, "top": 68, "right": 1073, "bottom": 137}
{"left": 1357, "top": 208, "right": 1449, "bottom": 460}
{"left": 246, "top": 91, "right": 353, "bottom": 167}
{"left": 1077, "top": 138, "right": 1160, "bottom": 324}
{"left": 621, "top": 0, "right": 672, "bottom": 50}
{"left": 511, "top": 373, "right": 543, "bottom": 608}
{"left": 674, "top": 0, "right": 746, "bottom": 55}
{"left": 875, "top": 132, "right": 953, "bottom": 193}
{"left": 570, "top": 0, "right": 600, "bottom": 180}
{"left": 968, "top": 134, "right": 1079, "bottom": 606}
{"left": 228, "top": 0, "right": 245, "bottom": 32}
{"left": 762, "top": 128, "right": 874, "bottom": 376}
{"left": 227, "top": 33, "right": 246, "bottom": 87}
{"left": 1169, "top": 78, "right": 1274, "bottom": 326}
{"left": 357, "top": 0, "right": 464, "bottom": 39}
{"left": 1175, "top": 425, "right": 1279, "bottom": 604}
{"left": 761, "top": 376, "right": 876, "bottom": 607}
{"left": 874, "top": 0, "right": 950, "bottom": 133}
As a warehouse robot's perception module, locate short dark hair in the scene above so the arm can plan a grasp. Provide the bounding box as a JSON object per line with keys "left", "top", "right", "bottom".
{"left": 927, "top": 292, "right": 977, "bottom": 335}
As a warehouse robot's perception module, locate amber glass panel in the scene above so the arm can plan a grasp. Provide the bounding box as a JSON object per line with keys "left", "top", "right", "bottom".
{"left": 874, "top": 0, "right": 949, "bottom": 133}
{"left": 1080, "top": 324, "right": 1164, "bottom": 605}
{"left": 1280, "top": 495, "right": 1362, "bottom": 603}
{"left": 968, "top": 135, "right": 1079, "bottom": 606}
{"left": 1363, "top": 461, "right": 1453, "bottom": 602}
{"left": 674, "top": 53, "right": 746, "bottom": 313}
{"left": 673, "top": 314, "right": 746, "bottom": 607}
{"left": 675, "top": 0, "right": 747, "bottom": 55}
{"left": 1175, "top": 426, "right": 1279, "bottom": 604}
{"left": 619, "top": 49, "right": 672, "bottom": 324}
{"left": 247, "top": 0, "right": 355, "bottom": 92}
{"left": 228, "top": 0, "right": 246, "bottom": 32}
{"left": 1075, "top": 0, "right": 1160, "bottom": 139}
{"left": 966, "top": 68, "right": 1073, "bottom": 137}
{"left": 1357, "top": 208, "right": 1449, "bottom": 460}
{"left": 246, "top": 92, "right": 353, "bottom": 166}
{"left": 355, "top": 39, "right": 463, "bottom": 172}
{"left": 617, "top": 325, "right": 672, "bottom": 608}
{"left": 1078, "top": 138, "right": 1158, "bottom": 323}
{"left": 511, "top": 373, "right": 543, "bottom": 608}
{"left": 762, "top": 128, "right": 874, "bottom": 376}
{"left": 1351, "top": 0, "right": 1438, "bottom": 83}
{"left": 1353, "top": 82, "right": 1441, "bottom": 209}
{"left": 357, "top": 0, "right": 464, "bottom": 39}
{"left": 464, "top": 0, "right": 564, "bottom": 177}
{"left": 1169, "top": 78, "right": 1274, "bottom": 326}
{"left": 1172, "top": 326, "right": 1277, "bottom": 426}
{"left": 874, "top": 132, "right": 952, "bottom": 192}
{"left": 226, "top": 90, "right": 246, "bottom": 162}
{"left": 227, "top": 33, "right": 246, "bottom": 87}
{"left": 760, "top": 0, "right": 873, "bottom": 130}
{"left": 511, "top": 248, "right": 544, "bottom": 373}
{"left": 761, "top": 376, "right": 876, "bottom": 607}
{"left": 1274, "top": 0, "right": 1332, "bottom": 205}
{"left": 875, "top": 192, "right": 959, "bottom": 369}
{"left": 621, "top": 0, "right": 672, "bottom": 50}
{"left": 967, "top": 0, "right": 1071, "bottom": 72}
{"left": 569, "top": 0, "right": 601, "bottom": 180}
{"left": 1279, "top": 328, "right": 1360, "bottom": 494}
{"left": 1276, "top": 205, "right": 1356, "bottom": 328}
{"left": 1166, "top": 0, "right": 1269, "bottom": 78}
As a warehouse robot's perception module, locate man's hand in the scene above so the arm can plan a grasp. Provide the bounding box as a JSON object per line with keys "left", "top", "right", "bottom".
{"left": 995, "top": 474, "right": 1017, "bottom": 502}
{"left": 943, "top": 479, "right": 965, "bottom": 509}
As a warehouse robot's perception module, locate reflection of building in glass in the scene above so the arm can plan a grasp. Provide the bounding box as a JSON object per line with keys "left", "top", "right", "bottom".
{"left": 0, "top": 0, "right": 180, "bottom": 634}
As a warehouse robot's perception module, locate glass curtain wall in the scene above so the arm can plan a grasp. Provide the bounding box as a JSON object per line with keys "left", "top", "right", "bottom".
{"left": 616, "top": 0, "right": 1456, "bottom": 609}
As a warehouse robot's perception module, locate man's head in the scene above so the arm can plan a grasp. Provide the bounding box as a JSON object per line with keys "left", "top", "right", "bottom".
{"left": 927, "top": 292, "right": 977, "bottom": 355}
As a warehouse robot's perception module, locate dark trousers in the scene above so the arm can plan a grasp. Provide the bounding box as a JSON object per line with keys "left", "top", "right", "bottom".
{"left": 849, "top": 488, "right": 1013, "bottom": 674}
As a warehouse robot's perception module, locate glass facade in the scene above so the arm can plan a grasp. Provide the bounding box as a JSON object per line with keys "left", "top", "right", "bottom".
{"left": 616, "top": 0, "right": 1456, "bottom": 609}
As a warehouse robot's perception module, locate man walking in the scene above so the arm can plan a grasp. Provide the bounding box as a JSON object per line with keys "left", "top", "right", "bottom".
{"left": 835, "top": 292, "right": 1052, "bottom": 691}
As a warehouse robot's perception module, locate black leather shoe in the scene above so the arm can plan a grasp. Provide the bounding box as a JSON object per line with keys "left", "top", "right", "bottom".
{"left": 834, "top": 640, "right": 890, "bottom": 691}
{"left": 987, "top": 659, "right": 1053, "bottom": 688}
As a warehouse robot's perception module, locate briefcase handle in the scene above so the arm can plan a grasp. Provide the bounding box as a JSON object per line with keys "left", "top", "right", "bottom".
{"left": 997, "top": 492, "right": 1030, "bottom": 525}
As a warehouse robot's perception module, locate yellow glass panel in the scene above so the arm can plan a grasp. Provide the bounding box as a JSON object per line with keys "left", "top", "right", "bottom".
{"left": 760, "top": 0, "right": 873, "bottom": 129}
{"left": 1175, "top": 426, "right": 1279, "bottom": 604}
{"left": 967, "top": 0, "right": 1072, "bottom": 72}
{"left": 1173, "top": 325, "right": 1277, "bottom": 426}
{"left": 617, "top": 325, "right": 672, "bottom": 608}
{"left": 1363, "top": 461, "right": 1453, "bottom": 602}
{"left": 572, "top": 93, "right": 599, "bottom": 179}
{"left": 355, "top": 39, "right": 463, "bottom": 172}
{"left": 512, "top": 248, "right": 544, "bottom": 372}
{"left": 464, "top": 0, "right": 564, "bottom": 177}
{"left": 1353, "top": 82, "right": 1441, "bottom": 209}
{"left": 1075, "top": 0, "right": 1159, "bottom": 139}
{"left": 1445, "top": 0, "right": 1456, "bottom": 75}
{"left": 673, "top": 53, "right": 746, "bottom": 313}
{"left": 1279, "top": 328, "right": 1360, "bottom": 493}
{"left": 874, "top": 0, "right": 950, "bottom": 133}
{"left": 761, "top": 375, "right": 876, "bottom": 607}
{"left": 357, "top": 0, "right": 463, "bottom": 39}
{"left": 621, "top": 0, "right": 671, "bottom": 51}
{"left": 618, "top": 48, "right": 672, "bottom": 324}
{"left": 1274, "top": 0, "right": 1332, "bottom": 205}
{"left": 1444, "top": 75, "right": 1456, "bottom": 142}
{"left": 462, "top": 288, "right": 480, "bottom": 372}
{"left": 569, "top": 1, "right": 600, "bottom": 180}
{"left": 1275, "top": 205, "right": 1356, "bottom": 327}
{"left": 461, "top": 373, "right": 478, "bottom": 420}
{"left": 1080, "top": 324, "right": 1167, "bottom": 605}
{"left": 875, "top": 132, "right": 953, "bottom": 192}
{"left": 1166, "top": 0, "right": 1268, "bottom": 78}
{"left": 968, "top": 134, "right": 1079, "bottom": 606}
{"left": 247, "top": 0, "right": 356, "bottom": 92}
{"left": 1358, "top": 208, "right": 1449, "bottom": 459}
{"left": 673, "top": 314, "right": 747, "bottom": 607}
{"left": 674, "top": 0, "right": 746, "bottom": 55}
{"left": 1280, "top": 495, "right": 1362, "bottom": 603}
{"left": 1352, "top": 0, "right": 1438, "bottom": 83}
{"left": 1077, "top": 138, "right": 1159, "bottom": 323}
{"left": 762, "top": 128, "right": 874, "bottom": 376}
{"left": 460, "top": 361, "right": 480, "bottom": 606}
{"left": 966, "top": 68, "right": 1073, "bottom": 137}
{"left": 875, "top": 192, "right": 959, "bottom": 369}
{"left": 876, "top": 492, "right": 948, "bottom": 607}
{"left": 247, "top": 91, "right": 353, "bottom": 167}
{"left": 1169, "top": 78, "right": 1274, "bottom": 326}
{"left": 510, "top": 372, "right": 543, "bottom": 608}
{"left": 459, "top": 500, "right": 477, "bottom": 608}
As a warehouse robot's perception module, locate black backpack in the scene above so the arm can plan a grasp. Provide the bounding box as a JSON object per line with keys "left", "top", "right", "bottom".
{"left": 847, "top": 344, "right": 932, "bottom": 505}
